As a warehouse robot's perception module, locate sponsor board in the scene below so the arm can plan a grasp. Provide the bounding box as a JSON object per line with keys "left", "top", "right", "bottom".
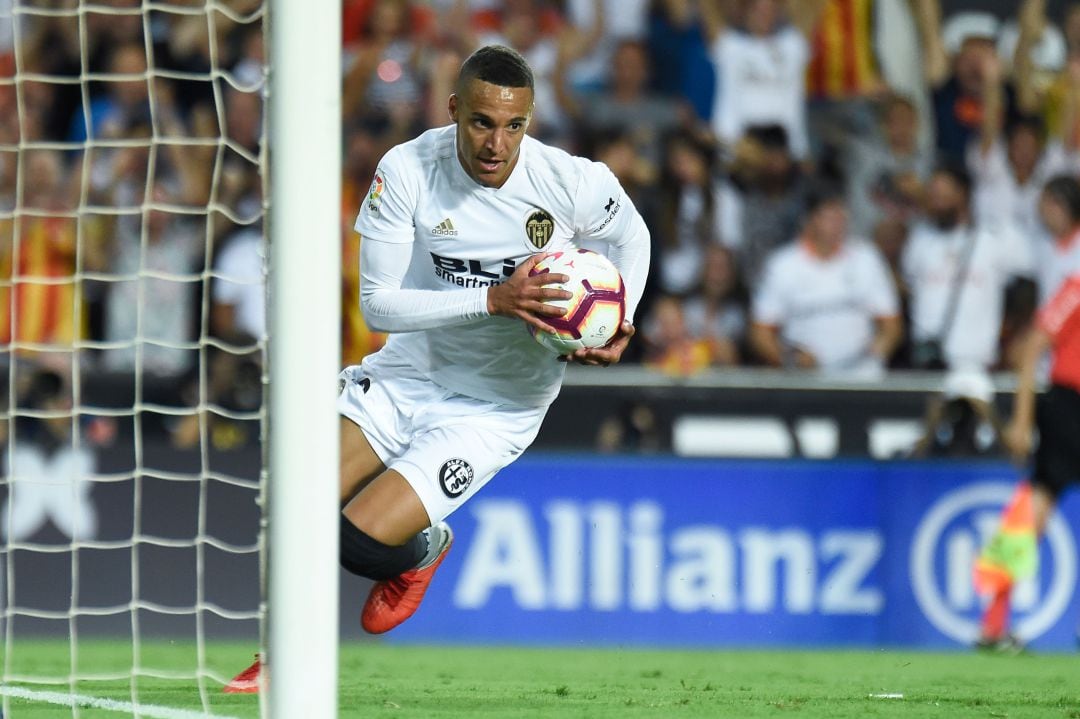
{"left": 390, "top": 457, "right": 1080, "bottom": 649}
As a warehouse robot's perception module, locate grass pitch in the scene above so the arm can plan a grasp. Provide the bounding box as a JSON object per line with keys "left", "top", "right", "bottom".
{"left": 1, "top": 640, "right": 1077, "bottom": 718}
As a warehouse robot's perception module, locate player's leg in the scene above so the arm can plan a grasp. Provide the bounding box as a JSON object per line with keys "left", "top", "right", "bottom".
{"left": 344, "top": 468, "right": 454, "bottom": 634}
{"left": 1031, "top": 484, "right": 1056, "bottom": 536}
{"left": 337, "top": 365, "right": 435, "bottom": 580}
{"left": 356, "top": 398, "right": 546, "bottom": 633}
{"left": 343, "top": 468, "right": 430, "bottom": 545}
{"left": 334, "top": 358, "right": 457, "bottom": 634}
{"left": 977, "top": 387, "right": 1075, "bottom": 650}
{"left": 225, "top": 364, "right": 427, "bottom": 692}
{"left": 339, "top": 415, "right": 385, "bottom": 502}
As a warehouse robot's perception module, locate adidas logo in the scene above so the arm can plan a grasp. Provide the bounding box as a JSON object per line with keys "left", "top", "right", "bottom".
{"left": 431, "top": 218, "right": 459, "bottom": 236}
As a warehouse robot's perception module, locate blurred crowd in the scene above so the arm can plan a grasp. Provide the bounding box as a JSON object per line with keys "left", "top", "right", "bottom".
{"left": 3, "top": 0, "right": 1080, "bottom": 449}
{"left": 339, "top": 0, "right": 1080, "bottom": 382}
{"left": 0, "top": 0, "right": 264, "bottom": 445}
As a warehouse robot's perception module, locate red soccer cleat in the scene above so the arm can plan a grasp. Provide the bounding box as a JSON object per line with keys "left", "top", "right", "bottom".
{"left": 361, "top": 523, "right": 453, "bottom": 634}
{"left": 223, "top": 654, "right": 262, "bottom": 694}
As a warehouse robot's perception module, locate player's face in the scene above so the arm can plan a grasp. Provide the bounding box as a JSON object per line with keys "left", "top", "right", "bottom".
{"left": 450, "top": 79, "right": 533, "bottom": 188}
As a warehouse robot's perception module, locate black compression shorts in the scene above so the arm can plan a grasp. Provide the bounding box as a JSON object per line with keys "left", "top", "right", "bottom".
{"left": 1033, "top": 384, "right": 1080, "bottom": 499}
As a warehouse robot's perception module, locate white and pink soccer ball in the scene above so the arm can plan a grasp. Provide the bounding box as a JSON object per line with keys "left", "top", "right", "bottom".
{"left": 528, "top": 249, "right": 625, "bottom": 355}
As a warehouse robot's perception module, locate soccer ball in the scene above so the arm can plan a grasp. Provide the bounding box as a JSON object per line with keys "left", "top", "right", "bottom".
{"left": 529, "top": 249, "right": 625, "bottom": 355}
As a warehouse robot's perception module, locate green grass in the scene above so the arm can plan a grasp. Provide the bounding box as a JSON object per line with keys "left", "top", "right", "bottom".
{"left": 1, "top": 640, "right": 1078, "bottom": 718}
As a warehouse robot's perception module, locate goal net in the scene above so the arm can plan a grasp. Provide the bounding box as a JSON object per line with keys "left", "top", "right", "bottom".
{"left": 0, "top": 0, "right": 269, "bottom": 715}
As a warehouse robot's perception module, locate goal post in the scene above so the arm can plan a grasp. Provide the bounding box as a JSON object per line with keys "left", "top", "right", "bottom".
{"left": 0, "top": 0, "right": 341, "bottom": 714}
{"left": 266, "top": 0, "right": 341, "bottom": 716}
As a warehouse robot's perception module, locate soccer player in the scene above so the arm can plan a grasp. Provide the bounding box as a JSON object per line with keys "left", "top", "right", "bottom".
{"left": 226, "top": 44, "right": 650, "bottom": 691}
{"left": 973, "top": 269, "right": 1080, "bottom": 651}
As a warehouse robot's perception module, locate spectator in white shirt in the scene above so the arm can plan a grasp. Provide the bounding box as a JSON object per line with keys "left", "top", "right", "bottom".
{"left": 968, "top": 42, "right": 1080, "bottom": 254}
{"left": 1035, "top": 174, "right": 1080, "bottom": 303}
{"left": 969, "top": 112, "right": 1080, "bottom": 255}
{"left": 212, "top": 228, "right": 265, "bottom": 343}
{"left": 562, "top": 0, "right": 650, "bottom": 91}
{"left": 750, "top": 182, "right": 902, "bottom": 374}
{"left": 172, "top": 227, "right": 265, "bottom": 450}
{"left": 700, "top": 0, "right": 828, "bottom": 160}
{"left": 903, "top": 165, "right": 1034, "bottom": 371}
{"left": 838, "top": 93, "right": 934, "bottom": 239}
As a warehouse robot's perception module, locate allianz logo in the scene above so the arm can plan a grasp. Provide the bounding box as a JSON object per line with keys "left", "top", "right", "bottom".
{"left": 453, "top": 499, "right": 883, "bottom": 615}
{"left": 910, "top": 482, "right": 1076, "bottom": 643}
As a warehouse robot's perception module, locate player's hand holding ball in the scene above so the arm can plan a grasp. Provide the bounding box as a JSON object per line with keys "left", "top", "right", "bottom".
{"left": 562, "top": 320, "right": 635, "bottom": 366}
{"left": 486, "top": 253, "right": 572, "bottom": 334}
{"left": 527, "top": 249, "right": 629, "bottom": 366}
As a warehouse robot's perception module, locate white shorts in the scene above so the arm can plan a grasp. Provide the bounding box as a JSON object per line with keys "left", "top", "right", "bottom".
{"left": 337, "top": 350, "right": 548, "bottom": 525}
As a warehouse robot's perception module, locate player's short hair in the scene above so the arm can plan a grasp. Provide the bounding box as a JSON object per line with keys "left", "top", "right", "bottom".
{"left": 1043, "top": 174, "right": 1080, "bottom": 222}
{"left": 456, "top": 45, "right": 534, "bottom": 95}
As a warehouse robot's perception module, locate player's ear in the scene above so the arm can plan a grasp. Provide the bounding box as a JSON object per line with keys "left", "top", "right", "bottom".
{"left": 448, "top": 94, "right": 459, "bottom": 123}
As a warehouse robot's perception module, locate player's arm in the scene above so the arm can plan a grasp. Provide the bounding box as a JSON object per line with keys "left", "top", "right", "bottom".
{"left": 361, "top": 240, "right": 570, "bottom": 333}
{"left": 1003, "top": 325, "right": 1051, "bottom": 461}
{"left": 357, "top": 157, "right": 570, "bottom": 333}
{"left": 486, "top": 256, "right": 573, "bottom": 334}
{"left": 1005, "top": 279, "right": 1080, "bottom": 458}
{"left": 567, "top": 163, "right": 652, "bottom": 366}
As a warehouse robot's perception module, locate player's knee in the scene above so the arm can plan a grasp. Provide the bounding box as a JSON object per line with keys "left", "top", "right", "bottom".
{"left": 340, "top": 515, "right": 426, "bottom": 580}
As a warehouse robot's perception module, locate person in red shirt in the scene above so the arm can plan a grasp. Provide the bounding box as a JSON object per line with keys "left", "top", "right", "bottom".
{"left": 975, "top": 271, "right": 1080, "bottom": 651}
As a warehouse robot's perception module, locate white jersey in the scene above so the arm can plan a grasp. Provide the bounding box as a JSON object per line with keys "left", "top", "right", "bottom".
{"left": 354, "top": 125, "right": 650, "bottom": 408}
{"left": 1034, "top": 229, "right": 1080, "bottom": 304}
{"left": 969, "top": 140, "right": 1080, "bottom": 263}
{"left": 753, "top": 239, "right": 899, "bottom": 370}
{"left": 902, "top": 222, "right": 1031, "bottom": 370}
{"left": 711, "top": 26, "right": 809, "bottom": 158}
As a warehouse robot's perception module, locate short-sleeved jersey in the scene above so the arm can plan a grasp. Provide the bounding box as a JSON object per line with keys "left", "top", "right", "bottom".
{"left": 355, "top": 125, "right": 645, "bottom": 407}
{"left": 969, "top": 140, "right": 1080, "bottom": 250}
{"left": 1035, "top": 229, "right": 1080, "bottom": 304}
{"left": 1039, "top": 273, "right": 1080, "bottom": 393}
{"left": 711, "top": 26, "right": 809, "bottom": 158}
{"left": 902, "top": 222, "right": 1032, "bottom": 370}
{"left": 753, "top": 239, "right": 898, "bottom": 370}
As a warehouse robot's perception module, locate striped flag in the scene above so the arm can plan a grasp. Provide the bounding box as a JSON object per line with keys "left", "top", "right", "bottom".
{"left": 973, "top": 483, "right": 1038, "bottom": 595}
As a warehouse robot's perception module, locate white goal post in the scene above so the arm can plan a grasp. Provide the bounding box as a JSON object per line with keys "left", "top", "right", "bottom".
{"left": 266, "top": 0, "right": 340, "bottom": 717}
{"left": 0, "top": 0, "right": 341, "bottom": 714}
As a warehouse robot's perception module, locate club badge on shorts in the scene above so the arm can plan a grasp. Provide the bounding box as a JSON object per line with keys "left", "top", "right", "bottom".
{"left": 439, "top": 458, "right": 474, "bottom": 498}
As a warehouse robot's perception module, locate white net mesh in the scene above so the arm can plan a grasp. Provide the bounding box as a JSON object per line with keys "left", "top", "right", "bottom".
{"left": 0, "top": 0, "right": 267, "bottom": 715}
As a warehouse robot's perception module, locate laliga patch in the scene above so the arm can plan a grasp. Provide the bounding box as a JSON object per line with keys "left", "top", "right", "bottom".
{"left": 439, "top": 458, "right": 474, "bottom": 498}
{"left": 367, "top": 171, "right": 385, "bottom": 214}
